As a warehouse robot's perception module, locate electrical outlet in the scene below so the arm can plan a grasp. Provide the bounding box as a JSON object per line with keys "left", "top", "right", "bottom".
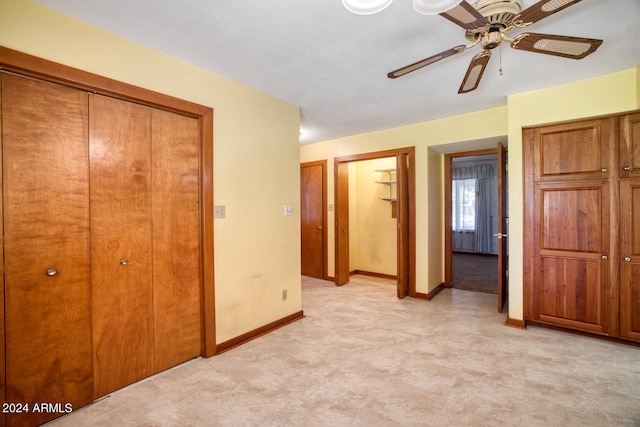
{"left": 282, "top": 289, "right": 287, "bottom": 301}
{"left": 284, "top": 204, "right": 294, "bottom": 216}
{"left": 214, "top": 205, "right": 225, "bottom": 218}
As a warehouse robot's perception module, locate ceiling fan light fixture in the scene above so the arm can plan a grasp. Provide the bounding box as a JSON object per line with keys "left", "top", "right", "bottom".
{"left": 413, "top": 0, "right": 463, "bottom": 15}
{"left": 342, "top": 0, "right": 394, "bottom": 15}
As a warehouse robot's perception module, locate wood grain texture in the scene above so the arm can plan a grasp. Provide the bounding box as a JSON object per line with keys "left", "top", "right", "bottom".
{"left": 300, "top": 163, "right": 325, "bottom": 279}
{"left": 536, "top": 182, "right": 609, "bottom": 334}
{"left": 152, "top": 108, "right": 202, "bottom": 372}
{"left": 2, "top": 74, "right": 93, "bottom": 426}
{"left": 620, "top": 179, "right": 640, "bottom": 341}
{"left": 529, "top": 118, "right": 612, "bottom": 336}
{"left": 0, "top": 47, "right": 216, "bottom": 416}
{"left": 335, "top": 161, "right": 350, "bottom": 286}
{"left": 200, "top": 109, "right": 216, "bottom": 358}
{"left": 0, "top": 74, "right": 4, "bottom": 427}
{"left": 397, "top": 153, "right": 410, "bottom": 299}
{"left": 534, "top": 119, "right": 611, "bottom": 182}
{"left": 620, "top": 112, "right": 640, "bottom": 178}
{"left": 90, "top": 94, "right": 154, "bottom": 398}
{"left": 541, "top": 186, "right": 603, "bottom": 253}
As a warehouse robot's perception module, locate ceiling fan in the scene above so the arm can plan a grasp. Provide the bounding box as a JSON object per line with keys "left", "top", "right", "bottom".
{"left": 387, "top": 0, "right": 603, "bottom": 93}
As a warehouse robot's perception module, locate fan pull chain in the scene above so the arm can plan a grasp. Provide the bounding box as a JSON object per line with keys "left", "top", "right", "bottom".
{"left": 499, "top": 43, "right": 503, "bottom": 76}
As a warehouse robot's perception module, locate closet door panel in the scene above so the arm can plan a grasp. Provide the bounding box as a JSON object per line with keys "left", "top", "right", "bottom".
{"left": 534, "top": 182, "right": 610, "bottom": 334}
{"left": 2, "top": 74, "right": 93, "bottom": 425}
{"left": 90, "top": 94, "right": 154, "bottom": 397}
{"left": 152, "top": 109, "right": 202, "bottom": 372}
{"left": 533, "top": 118, "right": 612, "bottom": 182}
{"left": 620, "top": 112, "right": 640, "bottom": 178}
{"left": 620, "top": 179, "right": 640, "bottom": 341}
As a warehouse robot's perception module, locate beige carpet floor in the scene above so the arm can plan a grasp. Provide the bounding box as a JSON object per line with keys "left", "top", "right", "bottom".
{"left": 48, "top": 275, "right": 640, "bottom": 426}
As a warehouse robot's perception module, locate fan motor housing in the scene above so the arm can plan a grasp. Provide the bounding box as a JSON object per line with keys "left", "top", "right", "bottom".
{"left": 473, "top": 0, "right": 523, "bottom": 24}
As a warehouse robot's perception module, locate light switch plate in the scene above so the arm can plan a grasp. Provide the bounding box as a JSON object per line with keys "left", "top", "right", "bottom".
{"left": 284, "top": 204, "right": 294, "bottom": 216}
{"left": 214, "top": 205, "right": 225, "bottom": 218}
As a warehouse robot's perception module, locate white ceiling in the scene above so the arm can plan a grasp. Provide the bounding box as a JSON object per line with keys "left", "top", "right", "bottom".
{"left": 35, "top": 0, "right": 640, "bottom": 144}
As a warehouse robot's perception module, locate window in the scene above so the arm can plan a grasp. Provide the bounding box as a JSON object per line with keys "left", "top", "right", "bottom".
{"left": 452, "top": 178, "right": 476, "bottom": 232}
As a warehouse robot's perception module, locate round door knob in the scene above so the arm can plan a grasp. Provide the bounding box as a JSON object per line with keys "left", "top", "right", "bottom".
{"left": 601, "top": 168, "right": 608, "bottom": 173}
{"left": 601, "top": 255, "right": 608, "bottom": 260}
{"left": 46, "top": 268, "right": 57, "bottom": 277}
{"left": 317, "top": 226, "right": 322, "bottom": 230}
{"left": 120, "top": 259, "right": 128, "bottom": 266}
{"left": 625, "top": 257, "right": 632, "bottom": 262}
{"left": 624, "top": 166, "right": 631, "bottom": 171}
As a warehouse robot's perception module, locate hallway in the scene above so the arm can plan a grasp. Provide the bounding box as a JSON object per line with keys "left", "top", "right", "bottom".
{"left": 48, "top": 275, "right": 640, "bottom": 426}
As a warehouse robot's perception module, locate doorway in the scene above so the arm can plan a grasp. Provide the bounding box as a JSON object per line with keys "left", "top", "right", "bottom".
{"left": 445, "top": 143, "right": 508, "bottom": 312}
{"left": 334, "top": 147, "right": 415, "bottom": 298}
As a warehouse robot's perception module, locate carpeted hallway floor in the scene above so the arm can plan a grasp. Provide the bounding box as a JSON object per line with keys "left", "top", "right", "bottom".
{"left": 452, "top": 252, "right": 498, "bottom": 294}
{"left": 47, "top": 275, "right": 640, "bottom": 426}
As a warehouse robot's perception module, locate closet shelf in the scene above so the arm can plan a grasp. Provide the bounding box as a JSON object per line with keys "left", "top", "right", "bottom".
{"left": 375, "top": 168, "right": 397, "bottom": 218}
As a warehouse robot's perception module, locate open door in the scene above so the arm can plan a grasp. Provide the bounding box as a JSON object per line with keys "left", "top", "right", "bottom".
{"left": 397, "top": 153, "right": 410, "bottom": 298}
{"left": 335, "top": 161, "right": 350, "bottom": 285}
{"left": 497, "top": 142, "right": 508, "bottom": 313}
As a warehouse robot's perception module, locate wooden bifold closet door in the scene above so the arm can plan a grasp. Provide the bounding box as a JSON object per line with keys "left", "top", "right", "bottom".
{"left": 2, "top": 74, "right": 94, "bottom": 427}
{"left": 2, "top": 72, "right": 203, "bottom": 426}
{"left": 90, "top": 95, "right": 201, "bottom": 397}
{"left": 89, "top": 95, "right": 156, "bottom": 397}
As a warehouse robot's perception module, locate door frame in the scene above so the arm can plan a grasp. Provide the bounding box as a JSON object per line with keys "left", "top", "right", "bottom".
{"left": 300, "top": 160, "right": 328, "bottom": 279}
{"left": 0, "top": 47, "right": 216, "bottom": 357}
{"left": 334, "top": 147, "right": 416, "bottom": 297}
{"left": 444, "top": 145, "right": 508, "bottom": 312}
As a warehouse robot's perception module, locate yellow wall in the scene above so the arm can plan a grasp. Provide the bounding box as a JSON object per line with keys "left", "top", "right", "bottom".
{"left": 0, "top": 0, "right": 302, "bottom": 344}
{"left": 300, "top": 106, "right": 508, "bottom": 294}
{"left": 637, "top": 64, "right": 640, "bottom": 107}
{"left": 302, "top": 69, "right": 637, "bottom": 320}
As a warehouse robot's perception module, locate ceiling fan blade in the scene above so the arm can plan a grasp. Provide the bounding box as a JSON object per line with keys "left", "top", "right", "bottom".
{"left": 458, "top": 50, "right": 491, "bottom": 94}
{"left": 440, "top": 1, "right": 489, "bottom": 31}
{"left": 516, "top": 0, "right": 583, "bottom": 26}
{"left": 511, "top": 33, "right": 603, "bottom": 59}
{"left": 388, "top": 45, "right": 466, "bottom": 79}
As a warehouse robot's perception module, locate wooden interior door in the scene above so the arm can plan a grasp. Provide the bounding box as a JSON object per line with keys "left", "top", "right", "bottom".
{"left": 535, "top": 181, "right": 610, "bottom": 334}
{"left": 301, "top": 162, "right": 325, "bottom": 279}
{"left": 396, "top": 153, "right": 410, "bottom": 298}
{"left": 528, "top": 119, "right": 613, "bottom": 334}
{"left": 335, "top": 161, "right": 350, "bottom": 285}
{"left": 151, "top": 108, "right": 202, "bottom": 372}
{"left": 2, "top": 74, "right": 93, "bottom": 426}
{"left": 620, "top": 179, "right": 640, "bottom": 341}
{"left": 90, "top": 94, "right": 155, "bottom": 397}
{"left": 497, "top": 142, "right": 508, "bottom": 313}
